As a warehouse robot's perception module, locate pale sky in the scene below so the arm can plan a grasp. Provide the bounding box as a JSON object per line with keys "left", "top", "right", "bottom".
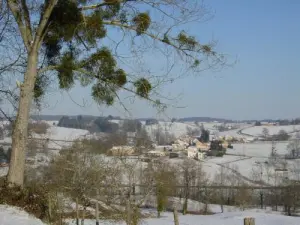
{"left": 40, "top": 0, "right": 300, "bottom": 120}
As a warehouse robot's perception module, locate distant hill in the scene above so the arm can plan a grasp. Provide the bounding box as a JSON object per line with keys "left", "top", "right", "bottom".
{"left": 30, "top": 115, "right": 234, "bottom": 123}
{"left": 177, "top": 117, "right": 234, "bottom": 123}
{"left": 29, "top": 114, "right": 299, "bottom": 125}
{"left": 30, "top": 115, "right": 121, "bottom": 121}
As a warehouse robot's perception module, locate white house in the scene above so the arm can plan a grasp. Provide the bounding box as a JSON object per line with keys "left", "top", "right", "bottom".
{"left": 107, "top": 146, "right": 135, "bottom": 156}
{"left": 197, "top": 151, "right": 206, "bottom": 160}
{"left": 172, "top": 143, "right": 186, "bottom": 151}
{"left": 187, "top": 146, "right": 198, "bottom": 159}
{"left": 146, "top": 150, "right": 165, "bottom": 157}
{"left": 187, "top": 146, "right": 207, "bottom": 160}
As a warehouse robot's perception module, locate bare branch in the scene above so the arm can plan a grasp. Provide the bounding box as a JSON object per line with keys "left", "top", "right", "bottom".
{"left": 20, "top": 0, "right": 32, "bottom": 44}
{"left": 80, "top": 0, "right": 135, "bottom": 11}
{"left": 34, "top": 0, "right": 58, "bottom": 49}
{"left": 7, "top": 0, "right": 31, "bottom": 51}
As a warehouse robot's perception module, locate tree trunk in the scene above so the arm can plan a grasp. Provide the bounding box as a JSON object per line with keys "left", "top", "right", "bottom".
{"left": 7, "top": 50, "right": 38, "bottom": 187}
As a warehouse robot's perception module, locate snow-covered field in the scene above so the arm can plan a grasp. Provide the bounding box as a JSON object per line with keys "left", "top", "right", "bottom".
{"left": 35, "top": 126, "right": 89, "bottom": 141}
{"left": 199, "top": 141, "right": 300, "bottom": 185}
{"left": 34, "top": 126, "right": 90, "bottom": 149}
{"left": 0, "top": 124, "right": 90, "bottom": 150}
{"left": 228, "top": 142, "right": 288, "bottom": 157}
{"left": 66, "top": 211, "right": 300, "bottom": 225}
{"left": 218, "top": 125, "right": 253, "bottom": 139}
{"left": 241, "top": 125, "right": 300, "bottom": 137}
{"left": 0, "top": 205, "right": 45, "bottom": 225}
{"left": 1, "top": 204, "right": 300, "bottom": 225}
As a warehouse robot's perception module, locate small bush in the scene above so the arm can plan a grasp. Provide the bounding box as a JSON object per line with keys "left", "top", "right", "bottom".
{"left": 216, "top": 151, "right": 225, "bottom": 157}
{"left": 0, "top": 183, "right": 48, "bottom": 219}
{"left": 28, "top": 122, "right": 50, "bottom": 135}
{"left": 0, "top": 182, "right": 62, "bottom": 223}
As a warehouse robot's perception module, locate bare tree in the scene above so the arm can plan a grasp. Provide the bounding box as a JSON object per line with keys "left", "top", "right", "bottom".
{"left": 262, "top": 127, "right": 269, "bottom": 139}
{"left": 142, "top": 159, "right": 176, "bottom": 217}
{"left": 0, "top": 2, "right": 25, "bottom": 121}
{"left": 153, "top": 127, "right": 175, "bottom": 145}
{"left": 287, "top": 135, "right": 300, "bottom": 159}
{"left": 178, "top": 159, "right": 198, "bottom": 214}
{"left": 213, "top": 166, "right": 226, "bottom": 212}
{"left": 186, "top": 126, "right": 200, "bottom": 136}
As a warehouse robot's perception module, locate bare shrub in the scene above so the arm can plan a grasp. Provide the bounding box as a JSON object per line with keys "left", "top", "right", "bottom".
{"left": 142, "top": 159, "right": 177, "bottom": 217}
{"left": 235, "top": 184, "right": 253, "bottom": 211}
{"left": 178, "top": 159, "right": 208, "bottom": 214}
{"left": 82, "top": 133, "right": 127, "bottom": 154}
{"left": 28, "top": 121, "right": 50, "bottom": 136}
{"left": 186, "top": 126, "right": 200, "bottom": 136}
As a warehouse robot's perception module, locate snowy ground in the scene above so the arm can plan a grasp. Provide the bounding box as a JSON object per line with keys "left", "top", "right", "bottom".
{"left": 0, "top": 205, "right": 45, "bottom": 225}
{"left": 1, "top": 203, "right": 299, "bottom": 225}
{"left": 66, "top": 210, "right": 300, "bottom": 225}
{"left": 199, "top": 142, "right": 300, "bottom": 185}
{"left": 0, "top": 125, "right": 90, "bottom": 150}
{"left": 241, "top": 125, "right": 300, "bottom": 137}
{"left": 34, "top": 126, "right": 90, "bottom": 149}
{"left": 228, "top": 142, "right": 288, "bottom": 157}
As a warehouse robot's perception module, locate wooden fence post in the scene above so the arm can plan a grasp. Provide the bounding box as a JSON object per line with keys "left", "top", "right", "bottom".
{"left": 48, "top": 194, "right": 52, "bottom": 222}
{"left": 173, "top": 206, "right": 179, "bottom": 225}
{"left": 96, "top": 189, "right": 99, "bottom": 225}
{"left": 126, "top": 199, "right": 131, "bottom": 225}
{"left": 76, "top": 198, "right": 79, "bottom": 225}
{"left": 244, "top": 217, "right": 255, "bottom": 225}
{"left": 81, "top": 207, "right": 85, "bottom": 225}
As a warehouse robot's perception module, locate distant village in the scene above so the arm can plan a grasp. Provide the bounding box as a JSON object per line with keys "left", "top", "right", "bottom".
{"left": 1, "top": 115, "right": 300, "bottom": 168}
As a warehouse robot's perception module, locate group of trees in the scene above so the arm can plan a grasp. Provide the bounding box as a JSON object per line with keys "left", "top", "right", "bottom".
{"left": 40, "top": 152, "right": 210, "bottom": 222}
{"left": 286, "top": 134, "right": 300, "bottom": 159}
{"left": 261, "top": 128, "right": 290, "bottom": 141}
{"left": 186, "top": 126, "right": 200, "bottom": 136}
{"left": 94, "top": 117, "right": 120, "bottom": 133}
{"left": 145, "top": 119, "right": 159, "bottom": 126}
{"left": 153, "top": 128, "right": 175, "bottom": 145}
{"left": 122, "top": 119, "right": 142, "bottom": 133}
{"left": 199, "top": 127, "right": 210, "bottom": 143}
{"left": 186, "top": 124, "right": 210, "bottom": 143}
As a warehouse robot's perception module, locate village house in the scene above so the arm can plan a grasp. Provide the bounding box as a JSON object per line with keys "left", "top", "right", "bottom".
{"left": 107, "top": 146, "right": 135, "bottom": 156}
{"left": 146, "top": 150, "right": 165, "bottom": 158}
{"left": 187, "top": 146, "right": 198, "bottom": 158}
{"left": 193, "top": 139, "right": 209, "bottom": 152}
{"left": 186, "top": 146, "right": 207, "bottom": 160}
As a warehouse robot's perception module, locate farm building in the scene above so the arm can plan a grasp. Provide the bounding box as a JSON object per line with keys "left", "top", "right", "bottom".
{"left": 146, "top": 150, "right": 165, "bottom": 158}
{"left": 107, "top": 146, "right": 135, "bottom": 156}
{"left": 187, "top": 146, "right": 198, "bottom": 159}
{"left": 186, "top": 147, "right": 207, "bottom": 160}
{"left": 194, "top": 140, "right": 209, "bottom": 151}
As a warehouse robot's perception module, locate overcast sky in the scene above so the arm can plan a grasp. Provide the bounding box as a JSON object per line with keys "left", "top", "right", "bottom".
{"left": 40, "top": 0, "right": 300, "bottom": 120}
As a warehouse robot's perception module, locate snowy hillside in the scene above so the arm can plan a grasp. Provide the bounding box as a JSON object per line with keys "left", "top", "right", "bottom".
{"left": 0, "top": 126, "right": 90, "bottom": 150}
{"left": 145, "top": 121, "right": 198, "bottom": 138}
{"left": 0, "top": 205, "right": 45, "bottom": 225}
{"left": 228, "top": 142, "right": 288, "bottom": 157}
{"left": 33, "top": 126, "right": 90, "bottom": 149}
{"left": 242, "top": 125, "right": 300, "bottom": 137}
{"left": 35, "top": 126, "right": 89, "bottom": 141}
{"left": 183, "top": 121, "right": 221, "bottom": 131}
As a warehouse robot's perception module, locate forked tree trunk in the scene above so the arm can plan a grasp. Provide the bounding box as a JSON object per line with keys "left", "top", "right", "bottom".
{"left": 7, "top": 50, "right": 38, "bottom": 187}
